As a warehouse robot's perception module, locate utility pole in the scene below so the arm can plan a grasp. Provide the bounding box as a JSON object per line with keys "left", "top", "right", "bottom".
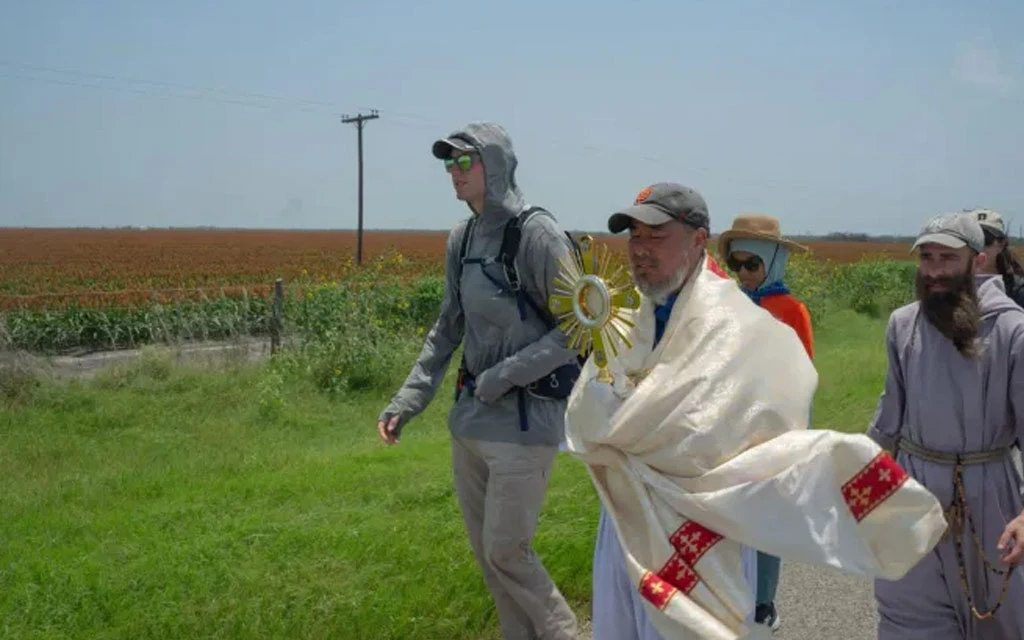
{"left": 341, "top": 110, "right": 379, "bottom": 265}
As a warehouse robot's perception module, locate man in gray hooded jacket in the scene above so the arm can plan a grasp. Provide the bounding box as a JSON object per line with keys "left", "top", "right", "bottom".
{"left": 866, "top": 212, "right": 1024, "bottom": 639}
{"left": 377, "top": 122, "right": 580, "bottom": 640}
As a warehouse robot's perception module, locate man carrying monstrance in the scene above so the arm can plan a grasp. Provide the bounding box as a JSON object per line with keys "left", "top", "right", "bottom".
{"left": 549, "top": 182, "right": 948, "bottom": 640}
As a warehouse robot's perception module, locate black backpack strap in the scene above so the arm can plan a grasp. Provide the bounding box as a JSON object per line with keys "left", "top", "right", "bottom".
{"left": 463, "top": 206, "right": 581, "bottom": 331}
{"left": 508, "top": 212, "right": 584, "bottom": 305}
{"left": 498, "top": 206, "right": 556, "bottom": 324}
{"left": 497, "top": 207, "right": 544, "bottom": 294}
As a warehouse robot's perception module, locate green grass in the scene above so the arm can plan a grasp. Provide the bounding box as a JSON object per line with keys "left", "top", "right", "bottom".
{"left": 0, "top": 309, "right": 889, "bottom": 640}
{"left": 0, "top": 359, "right": 594, "bottom": 640}
{"left": 811, "top": 309, "right": 889, "bottom": 432}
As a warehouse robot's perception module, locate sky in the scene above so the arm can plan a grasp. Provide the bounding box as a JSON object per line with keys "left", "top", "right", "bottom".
{"left": 1, "top": 0, "right": 1022, "bottom": 236}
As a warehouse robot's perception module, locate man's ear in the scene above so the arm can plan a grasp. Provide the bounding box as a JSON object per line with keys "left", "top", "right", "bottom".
{"left": 692, "top": 227, "right": 709, "bottom": 249}
{"left": 974, "top": 250, "right": 989, "bottom": 272}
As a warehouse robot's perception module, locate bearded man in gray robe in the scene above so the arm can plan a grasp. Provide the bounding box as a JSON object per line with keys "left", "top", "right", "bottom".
{"left": 866, "top": 212, "right": 1024, "bottom": 639}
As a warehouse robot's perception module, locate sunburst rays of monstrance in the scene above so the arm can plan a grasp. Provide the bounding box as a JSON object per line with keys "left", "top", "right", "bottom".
{"left": 547, "top": 235, "right": 642, "bottom": 383}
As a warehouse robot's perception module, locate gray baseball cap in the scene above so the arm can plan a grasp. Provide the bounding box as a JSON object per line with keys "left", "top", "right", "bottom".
{"left": 431, "top": 133, "right": 476, "bottom": 159}
{"left": 608, "top": 182, "right": 710, "bottom": 233}
{"left": 911, "top": 212, "right": 985, "bottom": 253}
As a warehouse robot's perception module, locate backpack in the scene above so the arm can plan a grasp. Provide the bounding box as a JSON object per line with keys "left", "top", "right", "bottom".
{"left": 1005, "top": 273, "right": 1024, "bottom": 309}
{"left": 455, "top": 207, "right": 586, "bottom": 429}
{"left": 458, "top": 207, "right": 582, "bottom": 321}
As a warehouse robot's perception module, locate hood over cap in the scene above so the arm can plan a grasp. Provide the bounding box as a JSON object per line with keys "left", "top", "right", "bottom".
{"left": 432, "top": 122, "right": 525, "bottom": 232}
{"left": 379, "top": 121, "right": 579, "bottom": 449}
{"left": 976, "top": 273, "right": 1024, "bottom": 320}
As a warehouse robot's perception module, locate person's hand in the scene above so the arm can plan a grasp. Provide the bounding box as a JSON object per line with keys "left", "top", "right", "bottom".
{"left": 474, "top": 367, "right": 511, "bottom": 405}
{"left": 998, "top": 513, "right": 1024, "bottom": 566}
{"left": 377, "top": 414, "right": 401, "bottom": 445}
{"left": 586, "top": 376, "right": 626, "bottom": 417}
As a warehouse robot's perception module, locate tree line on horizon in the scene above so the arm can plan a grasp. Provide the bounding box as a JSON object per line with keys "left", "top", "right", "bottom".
{"left": 4, "top": 226, "right": 1020, "bottom": 245}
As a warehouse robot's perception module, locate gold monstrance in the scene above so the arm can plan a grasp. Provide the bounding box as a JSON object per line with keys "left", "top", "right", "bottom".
{"left": 547, "top": 235, "right": 642, "bottom": 382}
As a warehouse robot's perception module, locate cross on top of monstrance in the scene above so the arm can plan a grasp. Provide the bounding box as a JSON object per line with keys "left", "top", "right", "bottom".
{"left": 547, "top": 235, "right": 642, "bottom": 382}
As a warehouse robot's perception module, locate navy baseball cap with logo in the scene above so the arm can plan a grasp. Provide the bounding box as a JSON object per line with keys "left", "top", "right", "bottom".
{"left": 607, "top": 182, "right": 710, "bottom": 233}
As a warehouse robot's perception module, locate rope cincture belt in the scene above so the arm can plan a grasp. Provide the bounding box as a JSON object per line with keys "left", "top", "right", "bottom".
{"left": 894, "top": 437, "right": 1017, "bottom": 621}
{"left": 895, "top": 437, "right": 1013, "bottom": 465}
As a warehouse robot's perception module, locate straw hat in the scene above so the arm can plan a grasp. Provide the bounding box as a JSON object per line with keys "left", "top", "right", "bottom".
{"left": 717, "top": 214, "right": 808, "bottom": 258}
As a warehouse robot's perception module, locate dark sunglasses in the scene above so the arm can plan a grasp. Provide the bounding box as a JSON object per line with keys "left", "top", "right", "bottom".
{"left": 727, "top": 255, "right": 763, "bottom": 273}
{"left": 443, "top": 154, "right": 479, "bottom": 173}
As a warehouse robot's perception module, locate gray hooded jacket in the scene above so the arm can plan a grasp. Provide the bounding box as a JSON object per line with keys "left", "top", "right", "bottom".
{"left": 379, "top": 122, "right": 579, "bottom": 446}
{"left": 865, "top": 274, "right": 1024, "bottom": 639}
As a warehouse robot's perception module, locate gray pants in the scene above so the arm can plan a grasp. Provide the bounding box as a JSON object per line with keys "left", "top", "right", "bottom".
{"left": 451, "top": 435, "right": 579, "bottom": 640}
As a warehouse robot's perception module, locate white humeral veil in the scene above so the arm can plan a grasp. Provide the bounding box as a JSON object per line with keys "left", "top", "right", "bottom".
{"left": 563, "top": 256, "right": 947, "bottom": 640}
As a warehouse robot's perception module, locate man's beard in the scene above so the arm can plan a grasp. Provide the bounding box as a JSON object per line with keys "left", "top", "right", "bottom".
{"left": 632, "top": 263, "right": 690, "bottom": 304}
{"left": 915, "top": 265, "right": 982, "bottom": 358}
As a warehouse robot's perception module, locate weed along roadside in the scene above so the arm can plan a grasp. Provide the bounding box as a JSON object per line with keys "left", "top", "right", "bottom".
{"left": 0, "top": 255, "right": 918, "bottom": 639}
{"left": 1, "top": 249, "right": 908, "bottom": 357}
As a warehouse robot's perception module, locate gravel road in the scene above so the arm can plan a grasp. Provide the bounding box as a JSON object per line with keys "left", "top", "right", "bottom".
{"left": 773, "top": 561, "right": 878, "bottom": 639}
{"left": 571, "top": 561, "right": 879, "bottom": 640}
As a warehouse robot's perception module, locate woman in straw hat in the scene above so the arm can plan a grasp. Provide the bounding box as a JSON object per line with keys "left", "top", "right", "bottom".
{"left": 717, "top": 213, "right": 815, "bottom": 632}
{"left": 718, "top": 214, "right": 814, "bottom": 358}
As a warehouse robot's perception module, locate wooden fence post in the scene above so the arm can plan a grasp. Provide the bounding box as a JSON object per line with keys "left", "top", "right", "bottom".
{"left": 271, "top": 278, "right": 284, "bottom": 354}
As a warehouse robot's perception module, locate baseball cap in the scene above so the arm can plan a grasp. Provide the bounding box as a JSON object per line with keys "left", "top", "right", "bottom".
{"left": 607, "top": 183, "right": 710, "bottom": 234}
{"left": 965, "top": 208, "right": 1006, "bottom": 238}
{"left": 911, "top": 212, "right": 985, "bottom": 253}
{"left": 431, "top": 133, "right": 476, "bottom": 159}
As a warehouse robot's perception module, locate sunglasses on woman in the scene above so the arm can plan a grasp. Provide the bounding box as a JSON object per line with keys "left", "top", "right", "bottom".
{"left": 727, "top": 255, "right": 763, "bottom": 272}
{"left": 443, "top": 154, "right": 479, "bottom": 173}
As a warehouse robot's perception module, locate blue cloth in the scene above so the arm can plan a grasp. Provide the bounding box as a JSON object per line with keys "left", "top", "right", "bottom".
{"left": 653, "top": 294, "right": 677, "bottom": 346}
{"left": 745, "top": 280, "right": 791, "bottom": 306}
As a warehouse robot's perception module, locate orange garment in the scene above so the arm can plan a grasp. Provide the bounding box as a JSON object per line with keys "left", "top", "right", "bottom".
{"left": 759, "top": 292, "right": 814, "bottom": 360}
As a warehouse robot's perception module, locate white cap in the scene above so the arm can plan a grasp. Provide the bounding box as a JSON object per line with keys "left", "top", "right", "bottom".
{"left": 965, "top": 208, "right": 1006, "bottom": 237}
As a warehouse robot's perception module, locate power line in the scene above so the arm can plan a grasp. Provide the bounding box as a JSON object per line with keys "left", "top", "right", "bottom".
{"left": 0, "top": 61, "right": 797, "bottom": 190}
{"left": 0, "top": 71, "right": 338, "bottom": 114}
{"left": 0, "top": 59, "right": 344, "bottom": 111}
{"left": 0, "top": 60, "right": 982, "bottom": 205}
{"left": 341, "top": 110, "right": 380, "bottom": 265}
